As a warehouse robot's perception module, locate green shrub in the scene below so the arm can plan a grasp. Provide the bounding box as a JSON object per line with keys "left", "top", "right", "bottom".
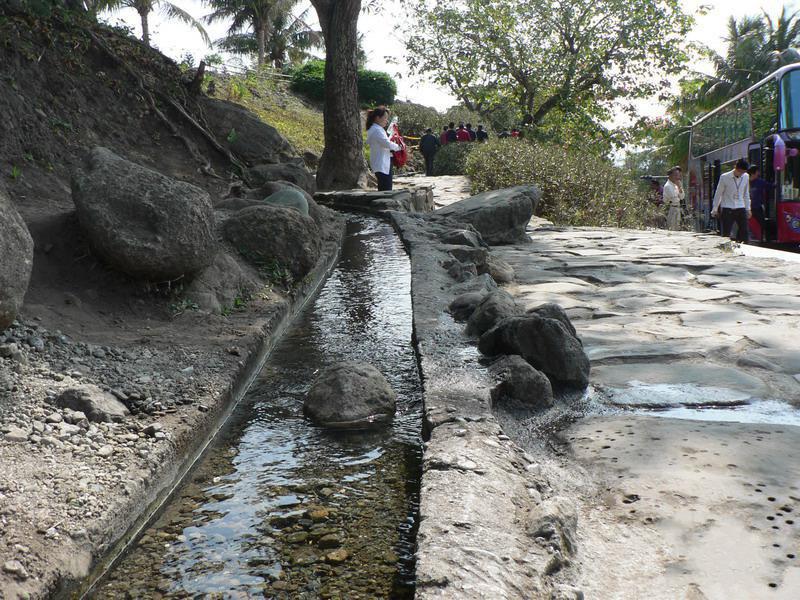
{"left": 290, "top": 60, "right": 397, "bottom": 106}
{"left": 465, "top": 139, "right": 661, "bottom": 228}
{"left": 433, "top": 142, "right": 476, "bottom": 176}
{"left": 290, "top": 60, "right": 326, "bottom": 101}
{"left": 358, "top": 69, "right": 397, "bottom": 105}
{"left": 390, "top": 101, "right": 441, "bottom": 138}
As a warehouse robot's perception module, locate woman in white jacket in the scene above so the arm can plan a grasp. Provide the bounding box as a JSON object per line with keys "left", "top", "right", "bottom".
{"left": 366, "top": 106, "right": 401, "bottom": 191}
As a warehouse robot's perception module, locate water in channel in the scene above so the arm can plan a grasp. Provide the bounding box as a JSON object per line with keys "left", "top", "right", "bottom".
{"left": 91, "top": 214, "right": 423, "bottom": 599}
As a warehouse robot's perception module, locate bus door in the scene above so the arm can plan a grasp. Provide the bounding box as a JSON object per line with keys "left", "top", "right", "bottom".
{"left": 748, "top": 143, "right": 764, "bottom": 241}
{"left": 761, "top": 142, "right": 777, "bottom": 241}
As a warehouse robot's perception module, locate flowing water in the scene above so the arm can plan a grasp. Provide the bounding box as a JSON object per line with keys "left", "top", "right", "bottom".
{"left": 90, "top": 214, "right": 423, "bottom": 599}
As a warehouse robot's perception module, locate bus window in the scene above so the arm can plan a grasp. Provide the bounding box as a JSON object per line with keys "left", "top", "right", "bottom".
{"left": 781, "top": 150, "right": 800, "bottom": 201}
{"left": 780, "top": 70, "right": 800, "bottom": 131}
{"left": 691, "top": 95, "right": 751, "bottom": 157}
{"left": 751, "top": 80, "right": 779, "bottom": 139}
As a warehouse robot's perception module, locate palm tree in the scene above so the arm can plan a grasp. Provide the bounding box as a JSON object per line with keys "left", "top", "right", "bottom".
{"left": 762, "top": 7, "right": 800, "bottom": 70}
{"left": 266, "top": 5, "right": 322, "bottom": 69}
{"left": 205, "top": 0, "right": 293, "bottom": 67}
{"left": 100, "top": 0, "right": 210, "bottom": 47}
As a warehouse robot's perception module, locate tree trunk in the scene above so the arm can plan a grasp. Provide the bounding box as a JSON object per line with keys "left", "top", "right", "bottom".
{"left": 311, "top": 0, "right": 369, "bottom": 190}
{"left": 257, "top": 24, "right": 266, "bottom": 67}
{"left": 140, "top": 10, "right": 150, "bottom": 47}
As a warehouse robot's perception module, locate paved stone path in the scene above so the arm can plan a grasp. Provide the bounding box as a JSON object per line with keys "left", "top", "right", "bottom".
{"left": 395, "top": 175, "right": 472, "bottom": 208}
{"left": 493, "top": 224, "right": 800, "bottom": 599}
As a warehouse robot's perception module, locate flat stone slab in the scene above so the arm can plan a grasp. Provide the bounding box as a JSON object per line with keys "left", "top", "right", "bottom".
{"left": 734, "top": 295, "right": 800, "bottom": 311}
{"left": 592, "top": 363, "right": 768, "bottom": 396}
{"left": 712, "top": 282, "right": 800, "bottom": 295}
{"left": 739, "top": 349, "right": 800, "bottom": 374}
{"left": 679, "top": 308, "right": 769, "bottom": 327}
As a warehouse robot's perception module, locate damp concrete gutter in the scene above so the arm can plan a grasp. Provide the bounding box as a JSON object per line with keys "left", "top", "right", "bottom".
{"left": 391, "top": 212, "right": 576, "bottom": 599}
{"left": 44, "top": 213, "right": 348, "bottom": 599}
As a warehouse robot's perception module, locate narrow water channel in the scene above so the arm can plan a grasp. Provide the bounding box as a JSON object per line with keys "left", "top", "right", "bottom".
{"left": 91, "top": 214, "right": 423, "bottom": 599}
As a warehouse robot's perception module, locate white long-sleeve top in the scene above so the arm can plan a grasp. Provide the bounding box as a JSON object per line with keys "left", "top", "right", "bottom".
{"left": 663, "top": 180, "right": 684, "bottom": 207}
{"left": 712, "top": 170, "right": 751, "bottom": 212}
{"left": 366, "top": 123, "right": 400, "bottom": 175}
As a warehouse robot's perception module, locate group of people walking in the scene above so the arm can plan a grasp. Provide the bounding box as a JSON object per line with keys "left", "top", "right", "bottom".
{"left": 416, "top": 122, "right": 490, "bottom": 176}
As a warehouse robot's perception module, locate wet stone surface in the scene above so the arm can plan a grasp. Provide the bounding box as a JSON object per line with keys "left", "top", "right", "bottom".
{"left": 91, "top": 215, "right": 422, "bottom": 599}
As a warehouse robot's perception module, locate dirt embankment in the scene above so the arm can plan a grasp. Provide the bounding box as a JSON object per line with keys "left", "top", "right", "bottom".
{"left": 0, "top": 12, "right": 343, "bottom": 597}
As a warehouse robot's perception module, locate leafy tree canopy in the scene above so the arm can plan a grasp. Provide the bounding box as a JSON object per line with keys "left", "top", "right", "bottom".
{"left": 404, "top": 0, "right": 692, "bottom": 142}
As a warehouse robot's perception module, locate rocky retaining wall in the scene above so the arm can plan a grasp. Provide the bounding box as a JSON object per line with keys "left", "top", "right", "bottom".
{"left": 391, "top": 211, "right": 577, "bottom": 599}
{"left": 315, "top": 185, "right": 434, "bottom": 214}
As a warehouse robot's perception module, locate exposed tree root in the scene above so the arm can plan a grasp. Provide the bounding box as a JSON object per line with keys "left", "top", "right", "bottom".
{"left": 86, "top": 29, "right": 249, "bottom": 182}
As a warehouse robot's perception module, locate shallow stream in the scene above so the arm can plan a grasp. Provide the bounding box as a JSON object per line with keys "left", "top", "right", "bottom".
{"left": 90, "top": 214, "right": 422, "bottom": 599}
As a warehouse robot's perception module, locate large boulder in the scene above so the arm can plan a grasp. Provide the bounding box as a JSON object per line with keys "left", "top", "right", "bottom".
{"left": 448, "top": 291, "right": 489, "bottom": 322}
{"left": 433, "top": 185, "right": 540, "bottom": 245}
{"left": 304, "top": 362, "right": 396, "bottom": 428}
{"left": 0, "top": 186, "right": 33, "bottom": 330}
{"left": 263, "top": 188, "right": 309, "bottom": 217}
{"left": 223, "top": 205, "right": 321, "bottom": 280}
{"left": 184, "top": 252, "right": 261, "bottom": 314}
{"left": 54, "top": 385, "right": 129, "bottom": 422}
{"left": 482, "top": 254, "right": 515, "bottom": 284}
{"left": 528, "top": 303, "right": 578, "bottom": 339}
{"left": 71, "top": 147, "right": 216, "bottom": 280}
{"left": 478, "top": 314, "right": 590, "bottom": 388}
{"left": 248, "top": 162, "right": 317, "bottom": 195}
{"left": 489, "top": 355, "right": 553, "bottom": 411}
{"left": 466, "top": 290, "right": 523, "bottom": 337}
{"left": 200, "top": 97, "right": 295, "bottom": 165}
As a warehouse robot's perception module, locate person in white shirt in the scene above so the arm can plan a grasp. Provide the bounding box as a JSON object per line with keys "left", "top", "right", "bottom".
{"left": 365, "top": 106, "right": 401, "bottom": 191}
{"left": 663, "top": 166, "right": 685, "bottom": 230}
{"left": 711, "top": 159, "right": 752, "bottom": 242}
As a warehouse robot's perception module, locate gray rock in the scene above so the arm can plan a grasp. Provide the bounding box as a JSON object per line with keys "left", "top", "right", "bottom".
{"left": 448, "top": 292, "right": 488, "bottom": 322}
{"left": 248, "top": 162, "right": 316, "bottom": 195}
{"left": 478, "top": 314, "right": 590, "bottom": 388}
{"left": 304, "top": 362, "right": 396, "bottom": 428}
{"left": 263, "top": 188, "right": 309, "bottom": 216}
{"left": 482, "top": 254, "right": 514, "bottom": 284}
{"left": 200, "top": 97, "right": 295, "bottom": 165}
{"left": 433, "top": 185, "right": 539, "bottom": 245}
{"left": 527, "top": 303, "right": 578, "bottom": 338}
{"left": 220, "top": 180, "right": 326, "bottom": 225}
{"left": 3, "top": 559, "right": 29, "bottom": 580}
{"left": 224, "top": 205, "right": 321, "bottom": 280}
{"left": 0, "top": 185, "right": 34, "bottom": 330}
{"left": 466, "top": 290, "right": 523, "bottom": 337}
{"left": 71, "top": 147, "right": 216, "bottom": 280}
{"left": 184, "top": 251, "right": 261, "bottom": 314}
{"left": 4, "top": 427, "right": 29, "bottom": 443}
{"left": 54, "top": 384, "right": 130, "bottom": 422}
{"left": 439, "top": 228, "right": 486, "bottom": 248}
{"left": 489, "top": 355, "right": 553, "bottom": 411}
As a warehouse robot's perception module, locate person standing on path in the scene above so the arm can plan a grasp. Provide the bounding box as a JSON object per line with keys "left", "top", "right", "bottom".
{"left": 456, "top": 123, "right": 471, "bottom": 142}
{"left": 440, "top": 126, "right": 449, "bottom": 146}
{"left": 419, "top": 127, "right": 440, "bottom": 177}
{"left": 711, "top": 159, "right": 751, "bottom": 242}
{"left": 664, "top": 166, "right": 685, "bottom": 230}
{"left": 446, "top": 122, "right": 458, "bottom": 143}
{"left": 476, "top": 124, "right": 489, "bottom": 142}
{"left": 366, "top": 107, "right": 401, "bottom": 192}
{"left": 466, "top": 123, "right": 477, "bottom": 141}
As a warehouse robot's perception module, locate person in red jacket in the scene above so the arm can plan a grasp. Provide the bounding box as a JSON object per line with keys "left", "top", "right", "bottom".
{"left": 440, "top": 126, "right": 449, "bottom": 146}
{"left": 456, "top": 123, "right": 471, "bottom": 142}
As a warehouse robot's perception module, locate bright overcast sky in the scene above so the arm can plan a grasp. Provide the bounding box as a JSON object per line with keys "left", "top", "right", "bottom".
{"left": 103, "top": 0, "right": 798, "bottom": 113}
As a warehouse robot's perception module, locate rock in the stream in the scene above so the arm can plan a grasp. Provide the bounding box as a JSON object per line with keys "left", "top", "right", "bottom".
{"left": 482, "top": 254, "right": 515, "bottom": 284}
{"left": 224, "top": 205, "right": 321, "bottom": 280}
{"left": 54, "top": 384, "right": 130, "bottom": 422}
{"left": 433, "top": 185, "right": 540, "bottom": 245}
{"left": 0, "top": 184, "right": 34, "bottom": 330}
{"left": 466, "top": 290, "right": 523, "bottom": 337}
{"left": 489, "top": 355, "right": 553, "bottom": 411}
{"left": 304, "top": 362, "right": 396, "bottom": 428}
{"left": 478, "top": 314, "right": 590, "bottom": 388}
{"left": 71, "top": 147, "right": 216, "bottom": 280}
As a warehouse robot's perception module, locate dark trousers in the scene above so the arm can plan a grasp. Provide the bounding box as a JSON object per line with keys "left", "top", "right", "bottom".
{"left": 423, "top": 153, "right": 435, "bottom": 176}
{"left": 376, "top": 170, "right": 393, "bottom": 191}
{"left": 721, "top": 207, "right": 749, "bottom": 242}
{"left": 752, "top": 205, "right": 765, "bottom": 241}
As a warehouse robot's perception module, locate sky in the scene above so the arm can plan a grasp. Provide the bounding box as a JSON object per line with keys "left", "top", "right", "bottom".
{"left": 102, "top": 0, "right": 799, "bottom": 114}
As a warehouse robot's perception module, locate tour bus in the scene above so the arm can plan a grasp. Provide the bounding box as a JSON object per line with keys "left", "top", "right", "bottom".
{"left": 688, "top": 63, "right": 800, "bottom": 244}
